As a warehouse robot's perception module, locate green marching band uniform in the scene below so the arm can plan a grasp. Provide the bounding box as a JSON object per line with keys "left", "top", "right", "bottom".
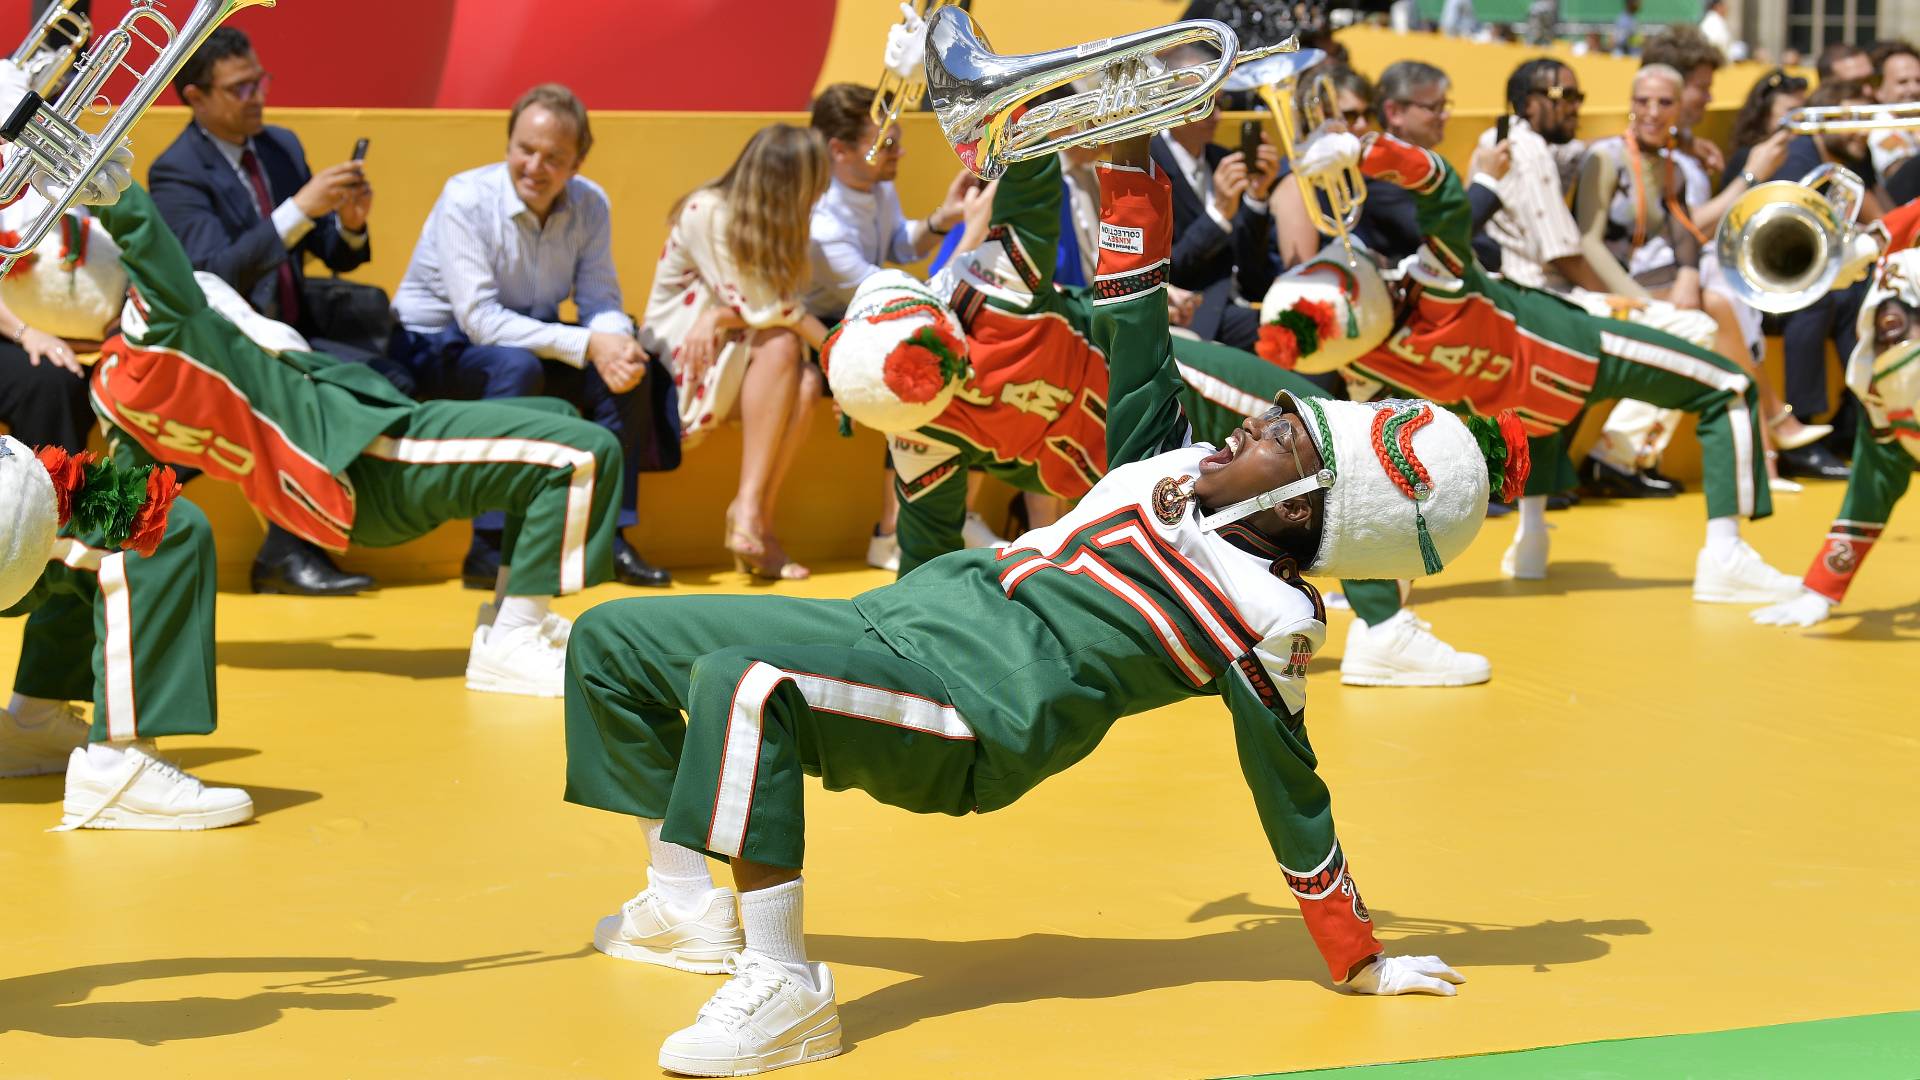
{"left": 857, "top": 154, "right": 1406, "bottom": 627}
{"left": 563, "top": 159, "right": 1438, "bottom": 983}
{"left": 83, "top": 183, "right": 622, "bottom": 600}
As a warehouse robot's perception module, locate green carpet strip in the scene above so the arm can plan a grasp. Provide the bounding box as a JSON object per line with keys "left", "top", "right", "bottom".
{"left": 1239, "top": 1010, "right": 1920, "bottom": 1079}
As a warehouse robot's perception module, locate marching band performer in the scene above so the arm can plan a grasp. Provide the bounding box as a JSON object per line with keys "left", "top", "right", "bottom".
{"left": 1261, "top": 126, "right": 1804, "bottom": 605}
{"left": 825, "top": 152, "right": 1493, "bottom": 686}
{"left": 562, "top": 132, "right": 1517, "bottom": 1076}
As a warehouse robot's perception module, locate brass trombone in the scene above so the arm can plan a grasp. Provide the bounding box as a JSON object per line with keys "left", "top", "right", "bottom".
{"left": 1224, "top": 49, "right": 1364, "bottom": 265}
{"left": 0, "top": 0, "right": 277, "bottom": 274}
{"left": 925, "top": 6, "right": 1298, "bottom": 180}
{"left": 866, "top": 0, "right": 951, "bottom": 165}
{"left": 1783, "top": 102, "right": 1920, "bottom": 134}
{"left": 11, "top": 0, "right": 92, "bottom": 99}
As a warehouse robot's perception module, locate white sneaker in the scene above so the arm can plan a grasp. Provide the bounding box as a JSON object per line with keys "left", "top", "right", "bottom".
{"left": 1501, "top": 530, "right": 1549, "bottom": 580}
{"left": 1341, "top": 609, "right": 1491, "bottom": 687}
{"left": 1693, "top": 541, "right": 1805, "bottom": 604}
{"left": 465, "top": 621, "right": 566, "bottom": 697}
{"left": 595, "top": 869, "right": 744, "bottom": 974}
{"left": 1769, "top": 475, "right": 1804, "bottom": 494}
{"left": 658, "top": 951, "right": 843, "bottom": 1076}
{"left": 475, "top": 603, "right": 573, "bottom": 648}
{"left": 57, "top": 743, "right": 253, "bottom": 831}
{"left": 0, "top": 701, "right": 91, "bottom": 777}
{"left": 961, "top": 511, "right": 1005, "bottom": 549}
{"left": 865, "top": 530, "right": 899, "bottom": 572}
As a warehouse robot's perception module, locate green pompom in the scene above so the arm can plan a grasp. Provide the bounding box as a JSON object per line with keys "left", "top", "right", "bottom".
{"left": 1273, "top": 308, "right": 1322, "bottom": 357}
{"left": 71, "top": 459, "right": 151, "bottom": 548}
{"left": 1463, "top": 413, "right": 1509, "bottom": 499}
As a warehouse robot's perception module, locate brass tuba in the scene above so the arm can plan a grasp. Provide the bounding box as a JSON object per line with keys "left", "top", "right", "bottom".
{"left": 11, "top": 0, "right": 92, "bottom": 99}
{"left": 1716, "top": 164, "right": 1880, "bottom": 314}
{"left": 1225, "top": 48, "right": 1365, "bottom": 264}
{"left": 865, "top": 0, "right": 951, "bottom": 166}
{"left": 925, "top": 6, "right": 1298, "bottom": 179}
{"left": 0, "top": 0, "right": 278, "bottom": 275}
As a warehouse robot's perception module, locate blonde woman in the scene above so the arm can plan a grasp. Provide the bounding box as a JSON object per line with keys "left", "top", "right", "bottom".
{"left": 641, "top": 124, "right": 831, "bottom": 580}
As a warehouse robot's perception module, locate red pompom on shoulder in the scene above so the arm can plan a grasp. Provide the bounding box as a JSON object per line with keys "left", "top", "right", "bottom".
{"left": 1495, "top": 410, "right": 1531, "bottom": 501}
{"left": 883, "top": 339, "right": 948, "bottom": 404}
{"left": 1256, "top": 323, "right": 1300, "bottom": 368}
{"left": 34, "top": 446, "right": 94, "bottom": 527}
{"left": 125, "top": 466, "right": 182, "bottom": 558}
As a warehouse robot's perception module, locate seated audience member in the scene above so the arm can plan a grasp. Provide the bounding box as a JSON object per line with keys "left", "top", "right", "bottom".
{"left": 1817, "top": 42, "right": 1874, "bottom": 85}
{"left": 639, "top": 125, "right": 831, "bottom": 581}
{"left": 1273, "top": 65, "right": 1375, "bottom": 268}
{"left": 1724, "top": 69, "right": 1807, "bottom": 183}
{"left": 1359, "top": 61, "right": 1452, "bottom": 263}
{"left": 391, "top": 84, "right": 671, "bottom": 588}
{"left": 1640, "top": 25, "right": 1728, "bottom": 175}
{"left": 1150, "top": 44, "right": 1280, "bottom": 350}
{"left": 1478, "top": 59, "right": 1613, "bottom": 293}
{"left": 147, "top": 26, "right": 379, "bottom": 598}
{"left": 1868, "top": 42, "right": 1920, "bottom": 185}
{"left": 806, "top": 82, "right": 972, "bottom": 572}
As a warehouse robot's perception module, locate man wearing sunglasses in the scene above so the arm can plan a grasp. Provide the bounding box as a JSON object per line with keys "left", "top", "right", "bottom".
{"left": 147, "top": 26, "right": 384, "bottom": 598}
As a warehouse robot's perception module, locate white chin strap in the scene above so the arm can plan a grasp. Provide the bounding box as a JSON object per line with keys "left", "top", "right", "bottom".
{"left": 1195, "top": 467, "right": 1335, "bottom": 533}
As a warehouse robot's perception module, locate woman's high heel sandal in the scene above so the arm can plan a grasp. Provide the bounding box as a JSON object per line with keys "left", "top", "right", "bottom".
{"left": 1769, "top": 408, "right": 1832, "bottom": 452}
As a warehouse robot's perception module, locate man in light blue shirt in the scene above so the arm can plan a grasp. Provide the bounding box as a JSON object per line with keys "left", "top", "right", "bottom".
{"left": 391, "top": 84, "right": 669, "bottom": 588}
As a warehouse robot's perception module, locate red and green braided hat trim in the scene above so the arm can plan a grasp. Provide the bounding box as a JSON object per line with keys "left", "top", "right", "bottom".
{"left": 1370, "top": 403, "right": 1445, "bottom": 574}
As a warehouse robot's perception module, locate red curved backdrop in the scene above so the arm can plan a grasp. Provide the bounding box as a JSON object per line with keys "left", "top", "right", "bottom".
{"left": 64, "top": 0, "right": 836, "bottom": 110}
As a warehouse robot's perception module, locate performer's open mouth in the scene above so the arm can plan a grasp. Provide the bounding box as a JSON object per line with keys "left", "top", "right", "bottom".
{"left": 1198, "top": 432, "right": 1243, "bottom": 474}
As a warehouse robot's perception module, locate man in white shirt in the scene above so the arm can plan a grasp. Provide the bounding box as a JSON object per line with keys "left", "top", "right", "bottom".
{"left": 1698, "top": 0, "right": 1733, "bottom": 56}
{"left": 391, "top": 84, "right": 669, "bottom": 588}
{"left": 1868, "top": 43, "right": 1920, "bottom": 185}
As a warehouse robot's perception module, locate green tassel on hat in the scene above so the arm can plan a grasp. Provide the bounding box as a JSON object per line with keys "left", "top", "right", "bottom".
{"left": 1414, "top": 510, "right": 1443, "bottom": 575}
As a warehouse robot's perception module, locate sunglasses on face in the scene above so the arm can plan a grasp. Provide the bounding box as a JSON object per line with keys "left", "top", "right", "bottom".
{"left": 1535, "top": 84, "right": 1585, "bottom": 104}
{"left": 1339, "top": 107, "right": 1370, "bottom": 125}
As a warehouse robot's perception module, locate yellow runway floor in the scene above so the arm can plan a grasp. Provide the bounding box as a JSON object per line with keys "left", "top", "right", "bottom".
{"left": 1, "top": 482, "right": 1916, "bottom": 1078}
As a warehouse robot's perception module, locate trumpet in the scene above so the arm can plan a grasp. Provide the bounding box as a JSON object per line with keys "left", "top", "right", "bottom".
{"left": 1225, "top": 49, "right": 1365, "bottom": 264}
{"left": 1783, "top": 102, "right": 1920, "bottom": 134}
{"left": 0, "top": 0, "right": 277, "bottom": 275}
{"left": 12, "top": 0, "right": 92, "bottom": 99}
{"left": 926, "top": 6, "right": 1298, "bottom": 180}
{"left": 1716, "top": 164, "right": 1881, "bottom": 314}
{"left": 866, "top": 0, "right": 951, "bottom": 166}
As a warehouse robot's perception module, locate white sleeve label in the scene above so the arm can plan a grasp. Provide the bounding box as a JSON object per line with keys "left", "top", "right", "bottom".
{"left": 1099, "top": 222, "right": 1143, "bottom": 255}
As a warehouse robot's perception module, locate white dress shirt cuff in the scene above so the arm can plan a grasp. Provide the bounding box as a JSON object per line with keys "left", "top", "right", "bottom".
{"left": 585, "top": 309, "right": 638, "bottom": 339}
{"left": 339, "top": 225, "right": 369, "bottom": 250}
{"left": 554, "top": 324, "right": 594, "bottom": 368}
{"left": 1241, "top": 193, "right": 1271, "bottom": 215}
{"left": 1470, "top": 172, "right": 1502, "bottom": 192}
{"left": 1204, "top": 199, "right": 1233, "bottom": 234}
{"left": 272, "top": 198, "right": 315, "bottom": 248}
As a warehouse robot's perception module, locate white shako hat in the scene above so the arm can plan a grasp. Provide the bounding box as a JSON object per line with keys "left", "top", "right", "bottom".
{"left": 1850, "top": 249, "right": 1920, "bottom": 459}
{"left": 0, "top": 435, "right": 59, "bottom": 611}
{"left": 1255, "top": 243, "right": 1394, "bottom": 374}
{"left": 1195, "top": 393, "right": 1531, "bottom": 580}
{"left": 0, "top": 201, "right": 127, "bottom": 342}
{"left": 821, "top": 269, "right": 970, "bottom": 434}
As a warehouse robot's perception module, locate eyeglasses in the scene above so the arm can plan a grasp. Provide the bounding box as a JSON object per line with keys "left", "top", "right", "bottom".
{"left": 1339, "top": 107, "right": 1370, "bottom": 125}
{"left": 1255, "top": 405, "right": 1309, "bottom": 480}
{"left": 1534, "top": 85, "right": 1585, "bottom": 104}
{"left": 1398, "top": 96, "right": 1452, "bottom": 115}
{"left": 214, "top": 72, "right": 272, "bottom": 102}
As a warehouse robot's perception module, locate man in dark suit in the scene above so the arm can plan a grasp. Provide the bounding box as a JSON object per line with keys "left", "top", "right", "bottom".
{"left": 147, "top": 26, "right": 380, "bottom": 596}
{"left": 1147, "top": 61, "right": 1279, "bottom": 351}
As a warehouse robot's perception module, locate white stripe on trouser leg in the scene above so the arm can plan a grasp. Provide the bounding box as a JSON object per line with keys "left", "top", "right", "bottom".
{"left": 97, "top": 552, "right": 136, "bottom": 741}
{"left": 364, "top": 435, "right": 597, "bottom": 594}
{"left": 1598, "top": 331, "right": 1754, "bottom": 517}
{"left": 708, "top": 662, "right": 976, "bottom": 858}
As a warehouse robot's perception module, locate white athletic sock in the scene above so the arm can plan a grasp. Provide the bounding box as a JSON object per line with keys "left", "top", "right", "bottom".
{"left": 640, "top": 818, "right": 715, "bottom": 907}
{"left": 86, "top": 738, "right": 143, "bottom": 767}
{"left": 1516, "top": 495, "right": 1548, "bottom": 539}
{"left": 8, "top": 694, "right": 68, "bottom": 727}
{"left": 491, "top": 596, "right": 550, "bottom": 635}
{"left": 739, "top": 877, "right": 814, "bottom": 985}
{"left": 1705, "top": 516, "right": 1741, "bottom": 554}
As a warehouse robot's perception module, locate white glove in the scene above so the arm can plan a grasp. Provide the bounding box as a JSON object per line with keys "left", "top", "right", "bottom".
{"left": 29, "top": 140, "right": 133, "bottom": 207}
{"left": 1832, "top": 230, "right": 1885, "bottom": 290}
{"left": 1296, "top": 127, "right": 1362, "bottom": 180}
{"left": 1750, "top": 588, "right": 1832, "bottom": 627}
{"left": 1345, "top": 954, "right": 1466, "bottom": 996}
{"left": 883, "top": 2, "right": 928, "bottom": 80}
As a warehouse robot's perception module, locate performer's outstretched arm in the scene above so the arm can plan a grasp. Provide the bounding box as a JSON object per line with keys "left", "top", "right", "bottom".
{"left": 1091, "top": 136, "right": 1187, "bottom": 470}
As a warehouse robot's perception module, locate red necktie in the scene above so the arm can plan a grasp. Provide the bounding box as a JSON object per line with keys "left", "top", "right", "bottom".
{"left": 239, "top": 145, "right": 301, "bottom": 325}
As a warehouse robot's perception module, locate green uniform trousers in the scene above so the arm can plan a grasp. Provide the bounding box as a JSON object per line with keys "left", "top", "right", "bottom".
{"left": 564, "top": 595, "right": 976, "bottom": 869}
{"left": 4, "top": 499, "right": 217, "bottom": 742}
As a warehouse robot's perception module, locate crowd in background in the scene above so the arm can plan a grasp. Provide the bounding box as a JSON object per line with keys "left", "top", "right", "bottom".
{"left": 3, "top": 11, "right": 1917, "bottom": 591}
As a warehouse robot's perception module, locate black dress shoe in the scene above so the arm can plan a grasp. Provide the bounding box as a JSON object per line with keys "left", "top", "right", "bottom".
{"left": 613, "top": 539, "right": 671, "bottom": 588}
{"left": 1776, "top": 442, "right": 1851, "bottom": 480}
{"left": 1579, "top": 456, "right": 1677, "bottom": 498}
{"left": 1643, "top": 466, "right": 1686, "bottom": 494}
{"left": 251, "top": 544, "right": 375, "bottom": 596}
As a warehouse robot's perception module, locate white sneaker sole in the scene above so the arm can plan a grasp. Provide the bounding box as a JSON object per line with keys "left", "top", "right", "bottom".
{"left": 658, "top": 1009, "right": 843, "bottom": 1077}
{"left": 593, "top": 914, "right": 742, "bottom": 974}
{"left": 1692, "top": 583, "right": 1804, "bottom": 605}
{"left": 1340, "top": 664, "right": 1491, "bottom": 687}
{"left": 464, "top": 667, "right": 563, "bottom": 698}
{"left": 59, "top": 799, "right": 254, "bottom": 831}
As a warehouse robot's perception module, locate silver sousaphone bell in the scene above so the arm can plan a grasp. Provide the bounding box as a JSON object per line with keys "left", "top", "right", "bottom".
{"left": 925, "top": 6, "right": 1298, "bottom": 179}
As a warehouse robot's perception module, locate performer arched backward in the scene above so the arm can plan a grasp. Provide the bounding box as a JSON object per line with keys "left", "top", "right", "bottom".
{"left": 562, "top": 133, "right": 1528, "bottom": 1077}
{"left": 1265, "top": 127, "right": 1801, "bottom": 604}
{"left": 1752, "top": 198, "right": 1920, "bottom": 627}
{"left": 824, "top": 152, "right": 1491, "bottom": 687}
{"left": 80, "top": 183, "right": 624, "bottom": 698}
{"left": 0, "top": 437, "right": 255, "bottom": 830}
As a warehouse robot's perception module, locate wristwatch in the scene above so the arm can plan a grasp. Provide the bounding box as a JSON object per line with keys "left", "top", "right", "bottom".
{"left": 1740, "top": 170, "right": 1759, "bottom": 187}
